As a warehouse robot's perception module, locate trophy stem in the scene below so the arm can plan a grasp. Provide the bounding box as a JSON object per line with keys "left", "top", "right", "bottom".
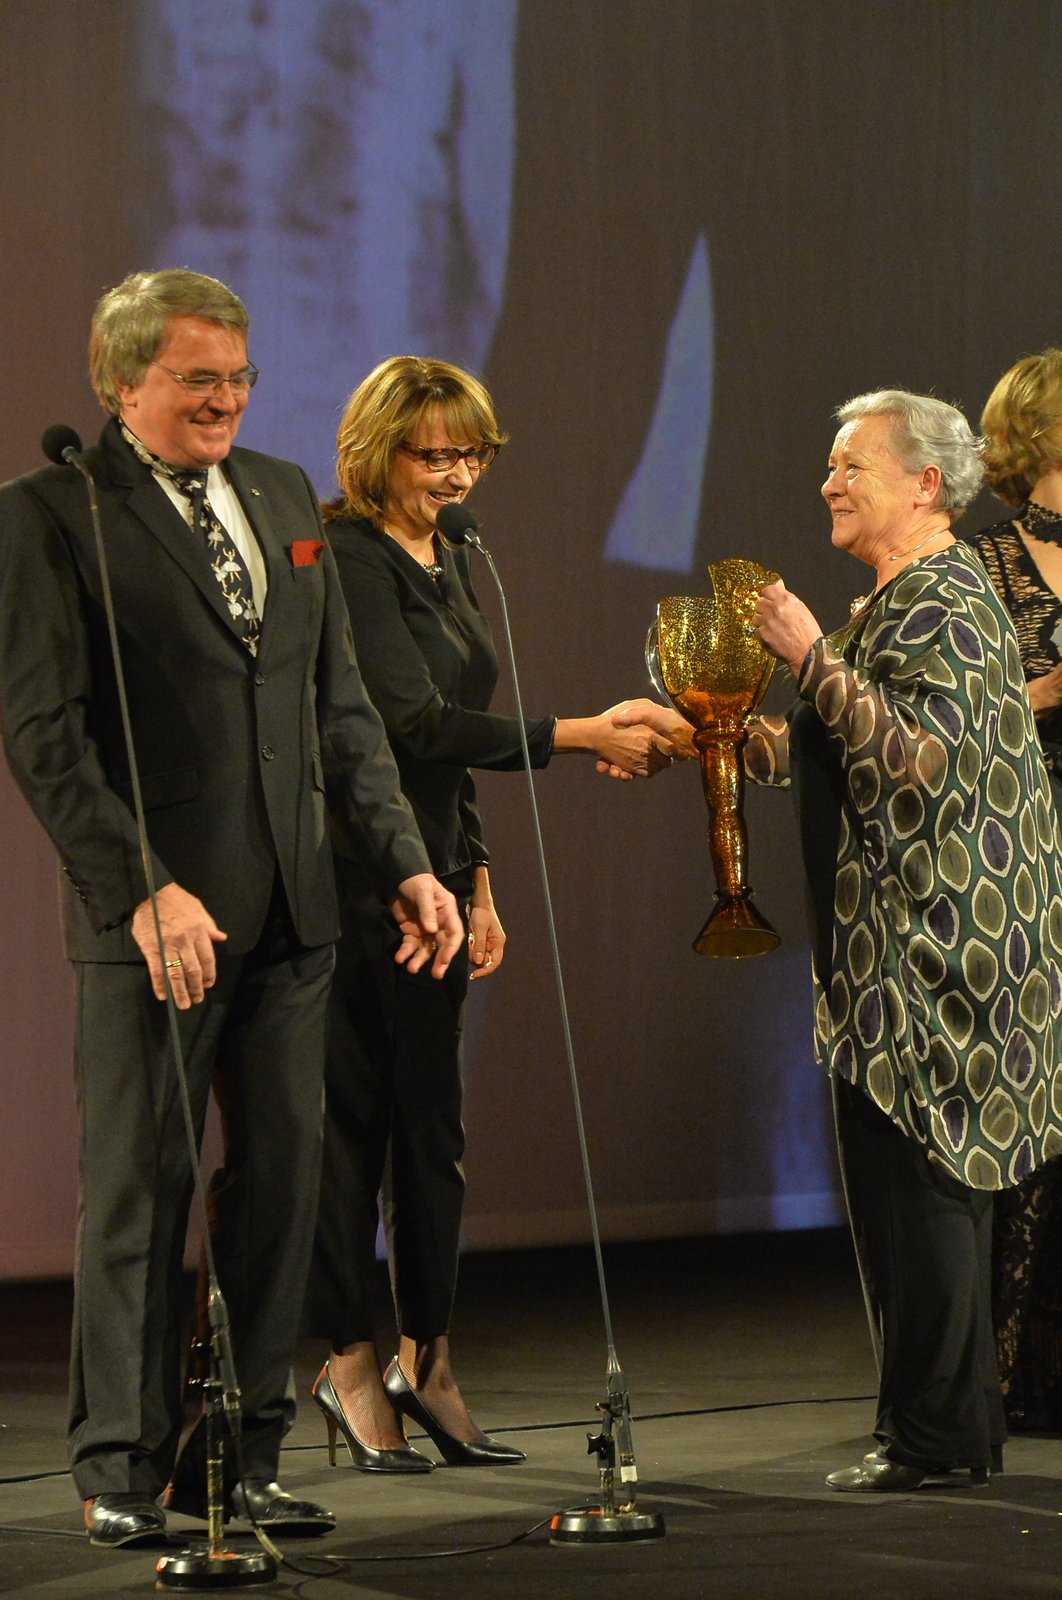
{"left": 693, "top": 729, "right": 780, "bottom": 959}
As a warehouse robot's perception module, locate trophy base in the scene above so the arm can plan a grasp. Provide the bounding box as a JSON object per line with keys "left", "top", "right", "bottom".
{"left": 694, "top": 895, "right": 780, "bottom": 959}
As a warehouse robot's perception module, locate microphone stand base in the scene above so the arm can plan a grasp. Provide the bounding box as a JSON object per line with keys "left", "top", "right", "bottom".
{"left": 549, "top": 1507, "right": 666, "bottom": 1545}
{"left": 155, "top": 1549, "right": 278, "bottom": 1589}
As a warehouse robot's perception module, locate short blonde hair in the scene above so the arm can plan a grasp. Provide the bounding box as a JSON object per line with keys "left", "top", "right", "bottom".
{"left": 981, "top": 349, "right": 1062, "bottom": 508}
{"left": 90, "top": 269, "right": 248, "bottom": 412}
{"left": 325, "top": 356, "right": 507, "bottom": 525}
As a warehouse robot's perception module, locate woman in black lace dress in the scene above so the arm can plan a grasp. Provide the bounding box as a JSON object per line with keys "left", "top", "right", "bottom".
{"left": 968, "top": 347, "right": 1062, "bottom": 1429}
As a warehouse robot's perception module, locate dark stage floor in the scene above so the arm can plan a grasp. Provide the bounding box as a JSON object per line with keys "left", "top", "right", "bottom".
{"left": 3, "top": 1230, "right": 1062, "bottom": 1598}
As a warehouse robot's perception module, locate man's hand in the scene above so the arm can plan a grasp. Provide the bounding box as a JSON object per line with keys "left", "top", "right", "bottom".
{"left": 389, "top": 873, "right": 464, "bottom": 978}
{"left": 131, "top": 882, "right": 228, "bottom": 1009}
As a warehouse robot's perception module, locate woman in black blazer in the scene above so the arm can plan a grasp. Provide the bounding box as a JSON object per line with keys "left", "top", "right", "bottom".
{"left": 309, "top": 357, "right": 669, "bottom": 1471}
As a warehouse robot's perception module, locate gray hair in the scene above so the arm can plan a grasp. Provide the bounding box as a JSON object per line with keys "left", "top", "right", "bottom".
{"left": 89, "top": 268, "right": 249, "bottom": 412}
{"left": 835, "top": 389, "right": 984, "bottom": 515}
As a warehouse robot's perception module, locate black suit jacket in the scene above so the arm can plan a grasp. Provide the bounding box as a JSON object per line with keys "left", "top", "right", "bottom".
{"left": 0, "top": 421, "right": 429, "bottom": 959}
{"left": 325, "top": 517, "right": 555, "bottom": 877}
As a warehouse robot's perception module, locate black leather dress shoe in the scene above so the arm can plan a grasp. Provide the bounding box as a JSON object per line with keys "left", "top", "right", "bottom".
{"left": 825, "top": 1453, "right": 927, "bottom": 1492}
{"left": 230, "top": 1479, "right": 336, "bottom": 1536}
{"left": 166, "top": 1474, "right": 335, "bottom": 1537}
{"left": 84, "top": 1493, "right": 168, "bottom": 1548}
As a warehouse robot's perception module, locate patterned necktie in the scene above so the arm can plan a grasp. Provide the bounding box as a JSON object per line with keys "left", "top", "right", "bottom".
{"left": 121, "top": 424, "right": 261, "bottom": 655}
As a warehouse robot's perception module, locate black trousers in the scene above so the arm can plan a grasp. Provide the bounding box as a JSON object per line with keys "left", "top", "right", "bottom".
{"left": 310, "top": 859, "right": 471, "bottom": 1347}
{"left": 67, "top": 899, "right": 333, "bottom": 1498}
{"left": 834, "top": 1076, "right": 1006, "bottom": 1470}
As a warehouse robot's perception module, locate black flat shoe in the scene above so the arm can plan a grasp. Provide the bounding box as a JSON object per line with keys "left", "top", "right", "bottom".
{"left": 826, "top": 1453, "right": 926, "bottom": 1493}
{"left": 382, "top": 1357, "right": 526, "bottom": 1466}
{"left": 84, "top": 1493, "right": 168, "bottom": 1548}
{"left": 312, "top": 1365, "right": 434, "bottom": 1473}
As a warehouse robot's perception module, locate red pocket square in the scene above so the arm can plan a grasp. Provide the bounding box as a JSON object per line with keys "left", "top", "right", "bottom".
{"left": 291, "top": 539, "right": 325, "bottom": 568}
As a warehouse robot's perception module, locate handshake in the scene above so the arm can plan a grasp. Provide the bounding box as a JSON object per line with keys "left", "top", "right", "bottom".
{"left": 572, "top": 697, "right": 694, "bottom": 781}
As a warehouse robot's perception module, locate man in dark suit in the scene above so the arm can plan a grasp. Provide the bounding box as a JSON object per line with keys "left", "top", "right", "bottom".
{"left": 0, "top": 269, "right": 463, "bottom": 1547}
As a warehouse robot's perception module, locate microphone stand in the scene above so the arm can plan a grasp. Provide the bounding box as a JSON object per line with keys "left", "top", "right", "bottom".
{"left": 459, "top": 523, "right": 664, "bottom": 1545}
{"left": 55, "top": 439, "right": 277, "bottom": 1589}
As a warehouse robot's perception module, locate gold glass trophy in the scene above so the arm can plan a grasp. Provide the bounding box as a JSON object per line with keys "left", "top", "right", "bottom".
{"left": 649, "top": 557, "right": 781, "bottom": 959}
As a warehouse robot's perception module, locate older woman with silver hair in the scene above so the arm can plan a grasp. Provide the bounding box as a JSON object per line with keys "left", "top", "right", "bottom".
{"left": 623, "top": 388, "right": 1062, "bottom": 1489}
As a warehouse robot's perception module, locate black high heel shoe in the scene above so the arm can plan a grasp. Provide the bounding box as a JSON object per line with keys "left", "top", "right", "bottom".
{"left": 311, "top": 1365, "right": 434, "bottom": 1474}
{"left": 382, "top": 1357, "right": 526, "bottom": 1465}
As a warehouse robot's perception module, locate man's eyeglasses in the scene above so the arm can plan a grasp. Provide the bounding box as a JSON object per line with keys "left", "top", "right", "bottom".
{"left": 399, "top": 443, "right": 497, "bottom": 472}
{"left": 151, "top": 361, "right": 260, "bottom": 396}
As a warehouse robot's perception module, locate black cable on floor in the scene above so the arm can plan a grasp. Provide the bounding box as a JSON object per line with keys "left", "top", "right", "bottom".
{"left": 0, "top": 1510, "right": 570, "bottom": 1566}
{"left": 0, "top": 1391, "right": 881, "bottom": 1488}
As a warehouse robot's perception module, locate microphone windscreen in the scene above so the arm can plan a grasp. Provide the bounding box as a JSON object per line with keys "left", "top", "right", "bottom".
{"left": 435, "top": 501, "right": 479, "bottom": 544}
{"left": 42, "top": 425, "right": 83, "bottom": 464}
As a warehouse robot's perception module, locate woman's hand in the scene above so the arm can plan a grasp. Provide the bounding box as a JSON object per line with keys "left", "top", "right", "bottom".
{"left": 1027, "top": 663, "right": 1062, "bottom": 717}
{"left": 552, "top": 705, "right": 675, "bottom": 778}
{"left": 468, "top": 867, "right": 505, "bottom": 979}
{"left": 597, "top": 698, "right": 690, "bottom": 778}
{"left": 594, "top": 701, "right": 677, "bottom": 778}
{"left": 752, "top": 580, "right": 823, "bottom": 673}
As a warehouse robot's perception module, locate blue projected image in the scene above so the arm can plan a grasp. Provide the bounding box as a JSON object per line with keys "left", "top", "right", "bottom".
{"left": 140, "top": 0, "right": 517, "bottom": 492}
{"left": 604, "top": 233, "right": 713, "bottom": 573}
{"left": 126, "top": 1, "right": 832, "bottom": 1239}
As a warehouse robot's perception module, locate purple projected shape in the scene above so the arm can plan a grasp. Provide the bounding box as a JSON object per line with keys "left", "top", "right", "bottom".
{"left": 139, "top": 0, "right": 516, "bottom": 492}
{"left": 603, "top": 234, "right": 713, "bottom": 572}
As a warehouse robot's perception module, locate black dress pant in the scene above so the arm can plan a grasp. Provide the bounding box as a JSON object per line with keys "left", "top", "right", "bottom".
{"left": 310, "top": 858, "right": 471, "bottom": 1346}
{"left": 834, "top": 1076, "right": 1006, "bottom": 1470}
{"left": 67, "top": 898, "right": 334, "bottom": 1498}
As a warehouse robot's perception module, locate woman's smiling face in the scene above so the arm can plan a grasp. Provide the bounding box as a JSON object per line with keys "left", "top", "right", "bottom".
{"left": 384, "top": 406, "right": 481, "bottom": 540}
{"left": 821, "top": 412, "right": 925, "bottom": 563}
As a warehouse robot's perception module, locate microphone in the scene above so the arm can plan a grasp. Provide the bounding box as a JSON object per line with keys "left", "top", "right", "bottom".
{"left": 434, "top": 492, "right": 662, "bottom": 1540}
{"left": 41, "top": 424, "right": 84, "bottom": 466}
{"left": 435, "top": 500, "right": 482, "bottom": 549}
{"left": 37, "top": 410, "right": 258, "bottom": 1575}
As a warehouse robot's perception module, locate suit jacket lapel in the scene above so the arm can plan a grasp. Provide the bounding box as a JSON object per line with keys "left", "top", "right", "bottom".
{"left": 99, "top": 421, "right": 248, "bottom": 643}
{"left": 224, "top": 452, "right": 294, "bottom": 660}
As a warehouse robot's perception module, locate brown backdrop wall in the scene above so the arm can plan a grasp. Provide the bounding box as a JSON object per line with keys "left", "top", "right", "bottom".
{"left": 1, "top": 0, "right": 1060, "bottom": 1276}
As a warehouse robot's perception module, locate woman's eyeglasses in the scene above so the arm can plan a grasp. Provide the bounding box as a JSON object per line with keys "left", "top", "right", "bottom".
{"left": 399, "top": 443, "right": 497, "bottom": 472}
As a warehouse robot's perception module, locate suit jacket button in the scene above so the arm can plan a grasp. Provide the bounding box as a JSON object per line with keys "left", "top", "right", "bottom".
{"left": 255, "top": 672, "right": 265, "bottom": 686}
{"left": 261, "top": 745, "right": 275, "bottom": 760}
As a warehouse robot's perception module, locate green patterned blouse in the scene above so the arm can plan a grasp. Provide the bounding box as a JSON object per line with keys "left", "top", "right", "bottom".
{"left": 747, "top": 544, "right": 1062, "bottom": 1190}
